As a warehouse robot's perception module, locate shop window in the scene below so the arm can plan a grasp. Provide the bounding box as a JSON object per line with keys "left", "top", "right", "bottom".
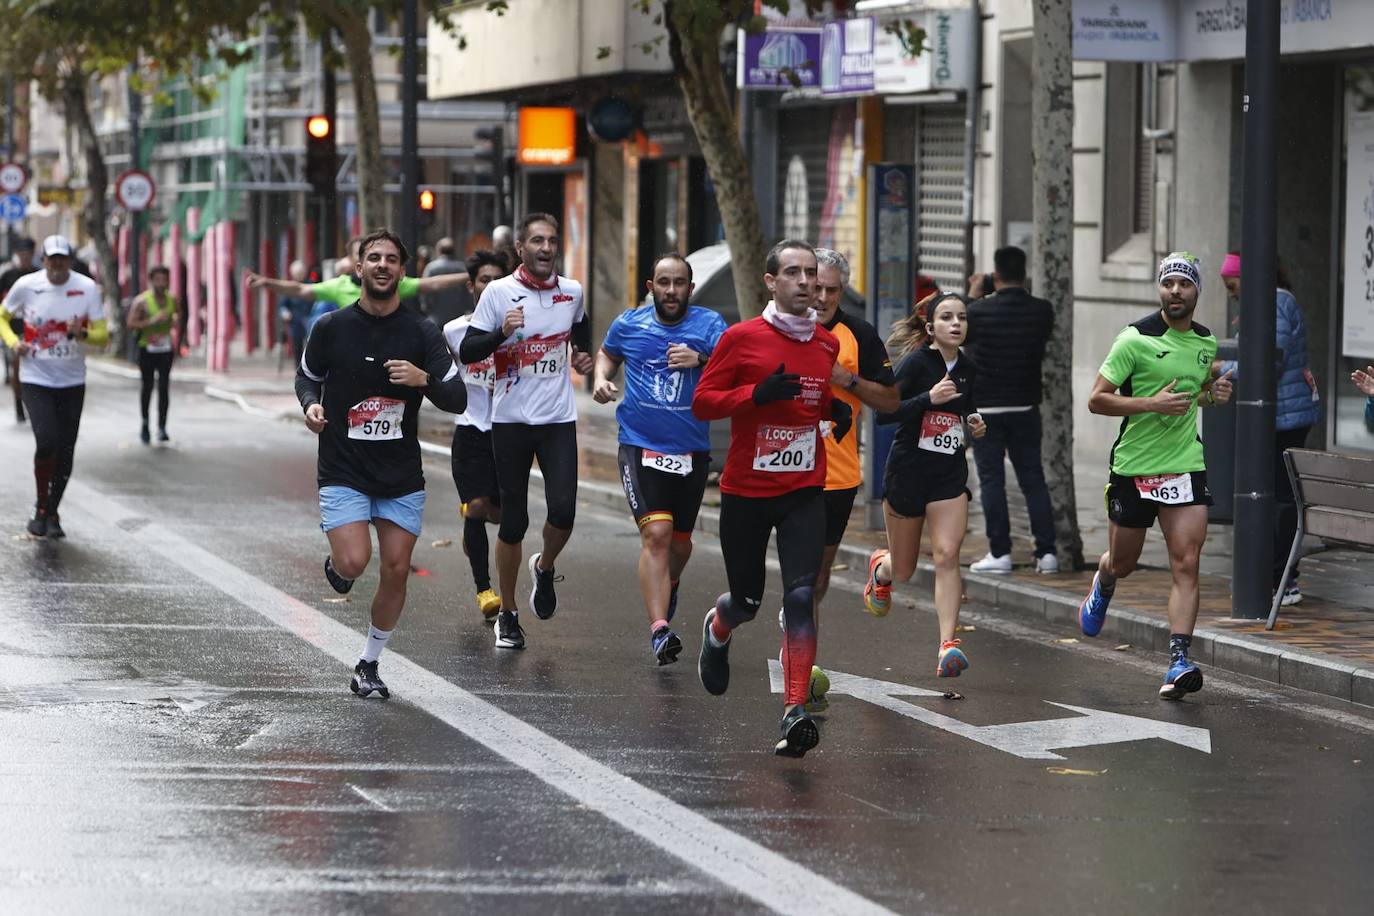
{"left": 1103, "top": 63, "right": 1154, "bottom": 260}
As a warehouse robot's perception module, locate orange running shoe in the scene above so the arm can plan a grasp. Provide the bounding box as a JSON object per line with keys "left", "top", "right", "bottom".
{"left": 863, "top": 548, "right": 892, "bottom": 617}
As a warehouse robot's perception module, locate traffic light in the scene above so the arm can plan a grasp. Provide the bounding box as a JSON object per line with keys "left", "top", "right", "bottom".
{"left": 417, "top": 188, "right": 436, "bottom": 227}
{"left": 475, "top": 124, "right": 507, "bottom": 226}
{"left": 305, "top": 114, "right": 336, "bottom": 197}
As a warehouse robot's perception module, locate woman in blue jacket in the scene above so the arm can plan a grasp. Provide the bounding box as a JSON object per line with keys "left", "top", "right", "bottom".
{"left": 1218, "top": 252, "right": 1321, "bottom": 606}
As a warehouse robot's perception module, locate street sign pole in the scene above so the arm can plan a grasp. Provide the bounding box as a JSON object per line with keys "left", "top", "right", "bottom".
{"left": 1233, "top": 0, "right": 1281, "bottom": 619}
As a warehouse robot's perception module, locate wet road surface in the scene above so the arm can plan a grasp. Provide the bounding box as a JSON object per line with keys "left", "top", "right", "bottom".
{"left": 1, "top": 378, "right": 1371, "bottom": 914}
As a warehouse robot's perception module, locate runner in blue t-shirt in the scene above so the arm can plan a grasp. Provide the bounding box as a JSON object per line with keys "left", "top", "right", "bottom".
{"left": 593, "top": 252, "right": 727, "bottom": 665}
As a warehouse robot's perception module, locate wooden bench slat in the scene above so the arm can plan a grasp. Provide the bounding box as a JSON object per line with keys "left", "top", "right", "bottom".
{"left": 1305, "top": 507, "right": 1374, "bottom": 545}
{"left": 1299, "top": 478, "right": 1374, "bottom": 514}
{"left": 1289, "top": 448, "right": 1374, "bottom": 485}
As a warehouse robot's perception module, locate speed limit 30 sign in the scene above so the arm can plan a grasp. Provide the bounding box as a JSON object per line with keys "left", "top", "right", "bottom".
{"left": 115, "top": 169, "right": 156, "bottom": 211}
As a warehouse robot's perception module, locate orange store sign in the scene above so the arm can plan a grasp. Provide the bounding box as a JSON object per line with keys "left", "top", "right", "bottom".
{"left": 518, "top": 108, "right": 576, "bottom": 166}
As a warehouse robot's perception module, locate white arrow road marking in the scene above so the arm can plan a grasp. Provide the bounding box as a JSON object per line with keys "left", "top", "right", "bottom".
{"left": 769, "top": 662, "right": 1211, "bottom": 760}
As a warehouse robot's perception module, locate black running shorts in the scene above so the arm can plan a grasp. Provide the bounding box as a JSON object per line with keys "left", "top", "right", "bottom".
{"left": 1105, "top": 471, "right": 1212, "bottom": 529}
{"left": 822, "top": 486, "right": 859, "bottom": 546}
{"left": 883, "top": 470, "right": 969, "bottom": 519}
{"left": 450, "top": 424, "right": 500, "bottom": 506}
{"left": 617, "top": 444, "right": 711, "bottom": 534}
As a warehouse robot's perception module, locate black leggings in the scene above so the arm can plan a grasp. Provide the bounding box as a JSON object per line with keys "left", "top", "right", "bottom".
{"left": 491, "top": 421, "right": 578, "bottom": 544}
{"left": 138, "top": 348, "right": 172, "bottom": 427}
{"left": 716, "top": 487, "right": 825, "bottom": 629}
{"left": 21, "top": 383, "right": 85, "bottom": 514}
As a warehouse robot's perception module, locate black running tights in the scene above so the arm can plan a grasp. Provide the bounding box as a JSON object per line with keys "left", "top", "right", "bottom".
{"left": 21, "top": 383, "right": 85, "bottom": 513}
{"left": 139, "top": 348, "right": 172, "bottom": 427}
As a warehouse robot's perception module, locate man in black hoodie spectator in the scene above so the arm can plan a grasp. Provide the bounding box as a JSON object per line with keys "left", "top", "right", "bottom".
{"left": 965, "top": 246, "right": 1058, "bottom": 574}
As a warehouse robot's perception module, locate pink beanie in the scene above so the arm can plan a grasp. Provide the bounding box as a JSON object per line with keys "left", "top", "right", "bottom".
{"left": 1220, "top": 253, "right": 1241, "bottom": 278}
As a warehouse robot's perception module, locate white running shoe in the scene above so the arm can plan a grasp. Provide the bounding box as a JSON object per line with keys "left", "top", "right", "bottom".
{"left": 970, "top": 552, "right": 1013, "bottom": 574}
{"left": 1036, "top": 553, "right": 1060, "bottom": 575}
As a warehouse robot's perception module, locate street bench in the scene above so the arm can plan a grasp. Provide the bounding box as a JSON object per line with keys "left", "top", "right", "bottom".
{"left": 1270, "top": 448, "right": 1374, "bottom": 629}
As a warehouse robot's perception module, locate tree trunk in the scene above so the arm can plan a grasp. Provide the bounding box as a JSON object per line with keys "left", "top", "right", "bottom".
{"left": 63, "top": 75, "right": 125, "bottom": 354}
{"left": 1031, "top": 0, "right": 1084, "bottom": 568}
{"left": 665, "top": 1, "right": 767, "bottom": 321}
{"left": 327, "top": 7, "right": 387, "bottom": 234}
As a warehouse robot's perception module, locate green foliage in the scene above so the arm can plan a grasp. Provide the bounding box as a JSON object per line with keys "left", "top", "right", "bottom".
{"left": 882, "top": 19, "right": 929, "bottom": 59}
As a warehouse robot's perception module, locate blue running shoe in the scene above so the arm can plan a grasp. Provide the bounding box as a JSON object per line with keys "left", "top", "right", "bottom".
{"left": 651, "top": 627, "right": 682, "bottom": 666}
{"left": 1159, "top": 657, "right": 1203, "bottom": 700}
{"left": 1079, "top": 572, "right": 1112, "bottom": 637}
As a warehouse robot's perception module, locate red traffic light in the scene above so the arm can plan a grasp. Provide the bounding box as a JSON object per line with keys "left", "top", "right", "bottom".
{"left": 306, "top": 115, "right": 332, "bottom": 140}
{"left": 418, "top": 188, "right": 436, "bottom": 211}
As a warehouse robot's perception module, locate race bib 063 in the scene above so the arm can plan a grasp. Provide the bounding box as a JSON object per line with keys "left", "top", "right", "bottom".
{"left": 1135, "top": 473, "right": 1193, "bottom": 505}
{"left": 918, "top": 411, "right": 963, "bottom": 455}
{"left": 752, "top": 425, "right": 816, "bottom": 472}
{"left": 347, "top": 396, "right": 405, "bottom": 441}
{"left": 642, "top": 450, "right": 693, "bottom": 477}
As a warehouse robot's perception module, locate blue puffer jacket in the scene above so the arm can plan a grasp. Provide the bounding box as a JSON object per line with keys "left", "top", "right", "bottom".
{"left": 1219, "top": 289, "right": 1321, "bottom": 432}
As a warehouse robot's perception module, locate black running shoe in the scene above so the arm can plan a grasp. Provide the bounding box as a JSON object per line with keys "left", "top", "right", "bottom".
{"left": 494, "top": 610, "right": 526, "bottom": 650}
{"left": 698, "top": 609, "right": 730, "bottom": 695}
{"left": 45, "top": 513, "right": 65, "bottom": 539}
{"left": 651, "top": 627, "right": 683, "bottom": 666}
{"left": 528, "top": 552, "right": 563, "bottom": 620}
{"left": 775, "top": 705, "right": 820, "bottom": 758}
{"left": 25, "top": 508, "right": 47, "bottom": 538}
{"left": 157, "top": 428, "right": 170, "bottom": 443}
{"left": 350, "top": 660, "right": 390, "bottom": 699}
{"left": 139, "top": 424, "right": 151, "bottom": 445}
{"left": 324, "top": 556, "right": 354, "bottom": 594}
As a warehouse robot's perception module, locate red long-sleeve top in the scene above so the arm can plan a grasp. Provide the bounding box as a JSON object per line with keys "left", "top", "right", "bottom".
{"left": 692, "top": 317, "right": 839, "bottom": 497}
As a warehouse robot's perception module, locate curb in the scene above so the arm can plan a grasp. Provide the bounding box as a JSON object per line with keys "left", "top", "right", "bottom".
{"left": 92, "top": 358, "right": 1371, "bottom": 710}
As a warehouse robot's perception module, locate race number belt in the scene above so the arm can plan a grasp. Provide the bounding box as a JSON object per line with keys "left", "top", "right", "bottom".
{"left": 752, "top": 424, "right": 816, "bottom": 472}
{"left": 1134, "top": 473, "right": 1193, "bottom": 505}
{"left": 918, "top": 411, "right": 963, "bottom": 455}
{"left": 347, "top": 396, "right": 405, "bottom": 441}
{"left": 641, "top": 450, "right": 693, "bottom": 477}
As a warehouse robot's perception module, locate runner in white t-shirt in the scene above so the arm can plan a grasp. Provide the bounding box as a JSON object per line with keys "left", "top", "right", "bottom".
{"left": 0, "top": 235, "right": 108, "bottom": 539}
{"left": 441, "top": 248, "right": 510, "bottom": 625}
{"left": 457, "top": 213, "right": 593, "bottom": 650}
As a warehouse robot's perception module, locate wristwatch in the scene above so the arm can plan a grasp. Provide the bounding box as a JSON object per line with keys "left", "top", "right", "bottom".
{"left": 844, "top": 371, "right": 860, "bottom": 391}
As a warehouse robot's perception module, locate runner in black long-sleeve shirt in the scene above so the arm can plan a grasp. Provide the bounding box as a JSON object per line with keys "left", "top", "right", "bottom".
{"left": 295, "top": 229, "right": 466, "bottom": 699}
{"left": 863, "top": 292, "right": 988, "bottom": 679}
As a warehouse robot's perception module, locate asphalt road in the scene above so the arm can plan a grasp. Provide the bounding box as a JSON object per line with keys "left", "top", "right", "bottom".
{"left": 1, "top": 376, "right": 1371, "bottom": 915}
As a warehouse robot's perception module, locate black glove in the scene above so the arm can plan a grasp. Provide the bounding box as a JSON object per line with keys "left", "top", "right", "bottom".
{"left": 830, "top": 398, "right": 853, "bottom": 443}
{"left": 752, "top": 362, "right": 801, "bottom": 405}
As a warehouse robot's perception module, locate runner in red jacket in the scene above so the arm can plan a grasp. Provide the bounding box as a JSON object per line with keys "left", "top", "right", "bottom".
{"left": 691, "top": 239, "right": 852, "bottom": 758}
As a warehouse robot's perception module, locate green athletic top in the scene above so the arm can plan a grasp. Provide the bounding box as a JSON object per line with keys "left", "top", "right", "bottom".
{"left": 312, "top": 274, "right": 420, "bottom": 307}
{"left": 135, "top": 291, "right": 176, "bottom": 349}
{"left": 1099, "top": 311, "right": 1217, "bottom": 477}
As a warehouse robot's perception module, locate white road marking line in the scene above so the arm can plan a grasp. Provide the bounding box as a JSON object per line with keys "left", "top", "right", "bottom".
{"left": 64, "top": 479, "right": 898, "bottom": 916}
{"left": 348, "top": 784, "right": 396, "bottom": 812}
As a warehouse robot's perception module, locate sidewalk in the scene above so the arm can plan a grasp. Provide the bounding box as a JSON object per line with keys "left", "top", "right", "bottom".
{"left": 90, "top": 346, "right": 1374, "bottom": 708}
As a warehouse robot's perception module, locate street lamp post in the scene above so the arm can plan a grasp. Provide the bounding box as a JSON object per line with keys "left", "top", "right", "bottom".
{"left": 1233, "top": 0, "right": 1281, "bottom": 618}
{"left": 400, "top": 0, "right": 420, "bottom": 260}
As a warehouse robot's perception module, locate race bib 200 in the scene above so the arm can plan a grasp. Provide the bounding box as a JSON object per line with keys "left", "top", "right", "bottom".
{"left": 752, "top": 425, "right": 816, "bottom": 472}
{"left": 1135, "top": 473, "right": 1193, "bottom": 504}
{"left": 918, "top": 411, "right": 963, "bottom": 455}
{"left": 347, "top": 396, "right": 405, "bottom": 441}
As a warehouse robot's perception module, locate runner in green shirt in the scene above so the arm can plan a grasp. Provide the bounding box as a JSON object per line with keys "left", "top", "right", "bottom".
{"left": 245, "top": 235, "right": 469, "bottom": 314}
{"left": 1078, "top": 252, "right": 1234, "bottom": 701}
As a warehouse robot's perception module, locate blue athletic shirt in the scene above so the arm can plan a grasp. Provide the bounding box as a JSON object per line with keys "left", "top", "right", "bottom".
{"left": 601, "top": 304, "right": 727, "bottom": 453}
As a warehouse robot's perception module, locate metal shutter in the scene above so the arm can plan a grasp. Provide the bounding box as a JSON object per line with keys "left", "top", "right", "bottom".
{"left": 915, "top": 106, "right": 967, "bottom": 292}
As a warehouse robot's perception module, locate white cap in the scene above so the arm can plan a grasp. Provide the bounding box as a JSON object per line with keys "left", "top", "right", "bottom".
{"left": 41, "top": 235, "right": 73, "bottom": 258}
